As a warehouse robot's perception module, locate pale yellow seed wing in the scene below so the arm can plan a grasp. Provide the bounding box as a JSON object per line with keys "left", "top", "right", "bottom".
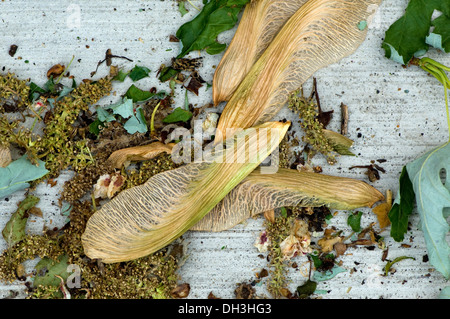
{"left": 192, "top": 168, "right": 384, "bottom": 232}
{"left": 215, "top": 0, "right": 382, "bottom": 143}
{"left": 212, "top": 0, "right": 308, "bottom": 105}
{"left": 82, "top": 122, "right": 290, "bottom": 263}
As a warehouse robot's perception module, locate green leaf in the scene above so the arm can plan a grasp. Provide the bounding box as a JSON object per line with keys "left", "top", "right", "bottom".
{"left": 109, "top": 97, "right": 134, "bottom": 118}
{"left": 2, "top": 195, "right": 40, "bottom": 247}
{"left": 205, "top": 42, "right": 227, "bottom": 55}
{"left": 125, "top": 85, "right": 166, "bottom": 103}
{"left": 158, "top": 66, "right": 180, "bottom": 82}
{"left": 95, "top": 107, "right": 116, "bottom": 122}
{"left": 403, "top": 142, "right": 450, "bottom": 279}
{"left": 125, "top": 84, "right": 155, "bottom": 102}
{"left": 162, "top": 107, "right": 193, "bottom": 123}
{"left": 313, "top": 265, "right": 346, "bottom": 281}
{"left": 34, "top": 254, "right": 70, "bottom": 288}
{"left": 123, "top": 106, "right": 148, "bottom": 134}
{"left": 113, "top": 69, "right": 129, "bottom": 82}
{"left": 179, "top": 1, "right": 189, "bottom": 17}
{"left": 175, "top": 0, "right": 249, "bottom": 58}
{"left": 128, "top": 65, "right": 151, "bottom": 82}
{"left": 44, "top": 76, "right": 56, "bottom": 94}
{"left": 56, "top": 85, "right": 74, "bottom": 101}
{"left": 440, "top": 286, "right": 450, "bottom": 299}
{"left": 428, "top": 14, "right": 450, "bottom": 53}
{"left": 347, "top": 211, "right": 363, "bottom": 232}
{"left": 28, "top": 82, "right": 46, "bottom": 101}
{"left": 296, "top": 280, "right": 317, "bottom": 298}
{"left": 0, "top": 155, "right": 49, "bottom": 199}
{"left": 309, "top": 254, "right": 322, "bottom": 269}
{"left": 382, "top": 0, "right": 450, "bottom": 64}
{"left": 389, "top": 166, "right": 416, "bottom": 242}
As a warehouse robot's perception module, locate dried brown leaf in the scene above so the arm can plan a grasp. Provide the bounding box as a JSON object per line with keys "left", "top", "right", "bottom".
{"left": 372, "top": 189, "right": 392, "bottom": 228}
{"left": 47, "top": 64, "right": 65, "bottom": 78}
{"left": 105, "top": 142, "right": 175, "bottom": 169}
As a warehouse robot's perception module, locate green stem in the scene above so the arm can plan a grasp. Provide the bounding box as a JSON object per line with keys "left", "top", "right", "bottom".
{"left": 186, "top": 0, "right": 200, "bottom": 11}
{"left": 55, "top": 55, "right": 75, "bottom": 85}
{"left": 418, "top": 58, "right": 450, "bottom": 140}
{"left": 150, "top": 101, "right": 161, "bottom": 135}
{"left": 420, "top": 65, "right": 446, "bottom": 87}
{"left": 420, "top": 57, "right": 450, "bottom": 72}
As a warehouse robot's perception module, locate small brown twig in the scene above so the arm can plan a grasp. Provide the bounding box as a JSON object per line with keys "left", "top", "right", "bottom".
{"left": 340, "top": 102, "right": 348, "bottom": 135}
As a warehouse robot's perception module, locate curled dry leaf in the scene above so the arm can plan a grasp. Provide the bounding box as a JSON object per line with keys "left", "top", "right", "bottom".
{"left": 106, "top": 141, "right": 175, "bottom": 169}
{"left": 372, "top": 189, "right": 393, "bottom": 228}
{"left": 82, "top": 122, "right": 290, "bottom": 263}
{"left": 47, "top": 64, "right": 65, "bottom": 78}
{"left": 214, "top": 0, "right": 381, "bottom": 143}
{"left": 192, "top": 168, "right": 384, "bottom": 232}
{"left": 171, "top": 283, "right": 190, "bottom": 299}
{"left": 212, "top": 0, "right": 308, "bottom": 105}
{"left": 263, "top": 209, "right": 275, "bottom": 223}
{"left": 318, "top": 235, "right": 342, "bottom": 253}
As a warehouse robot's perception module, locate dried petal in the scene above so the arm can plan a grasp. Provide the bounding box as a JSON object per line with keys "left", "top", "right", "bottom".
{"left": 254, "top": 230, "right": 271, "bottom": 252}
{"left": 280, "top": 219, "right": 312, "bottom": 259}
{"left": 318, "top": 235, "right": 342, "bottom": 253}
{"left": 93, "top": 173, "right": 126, "bottom": 199}
{"left": 372, "top": 189, "right": 393, "bottom": 228}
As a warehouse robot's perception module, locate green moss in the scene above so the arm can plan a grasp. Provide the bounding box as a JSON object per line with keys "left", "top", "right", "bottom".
{"left": 0, "top": 200, "right": 181, "bottom": 299}
{"left": 288, "top": 90, "right": 336, "bottom": 164}
{"left": 125, "top": 153, "right": 180, "bottom": 188}
{"left": 36, "top": 77, "right": 112, "bottom": 177}
{"left": 0, "top": 73, "right": 30, "bottom": 111}
{"left": 264, "top": 211, "right": 298, "bottom": 298}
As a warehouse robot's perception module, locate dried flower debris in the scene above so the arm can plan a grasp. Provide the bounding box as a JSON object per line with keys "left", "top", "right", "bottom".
{"left": 0, "top": 58, "right": 188, "bottom": 299}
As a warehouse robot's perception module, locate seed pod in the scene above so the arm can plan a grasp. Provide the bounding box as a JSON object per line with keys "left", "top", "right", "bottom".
{"left": 212, "top": 0, "right": 308, "bottom": 105}
{"left": 214, "top": 0, "right": 381, "bottom": 144}
{"left": 82, "top": 121, "right": 290, "bottom": 263}
{"left": 192, "top": 168, "right": 384, "bottom": 232}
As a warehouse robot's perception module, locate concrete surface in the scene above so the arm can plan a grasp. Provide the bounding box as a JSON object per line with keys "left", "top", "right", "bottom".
{"left": 0, "top": 0, "right": 449, "bottom": 299}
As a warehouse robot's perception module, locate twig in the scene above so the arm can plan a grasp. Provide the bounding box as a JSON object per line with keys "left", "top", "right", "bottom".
{"left": 340, "top": 102, "right": 348, "bottom": 135}
{"left": 90, "top": 49, "right": 133, "bottom": 77}
{"left": 312, "top": 77, "right": 321, "bottom": 112}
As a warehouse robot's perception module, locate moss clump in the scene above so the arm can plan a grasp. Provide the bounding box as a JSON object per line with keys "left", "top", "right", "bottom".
{"left": 288, "top": 90, "right": 336, "bottom": 164}
{"left": 0, "top": 73, "right": 30, "bottom": 111}
{"left": 37, "top": 77, "right": 112, "bottom": 177}
{"left": 264, "top": 210, "right": 299, "bottom": 298}
{"left": 0, "top": 200, "right": 181, "bottom": 299}
{"left": 125, "top": 153, "right": 181, "bottom": 189}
